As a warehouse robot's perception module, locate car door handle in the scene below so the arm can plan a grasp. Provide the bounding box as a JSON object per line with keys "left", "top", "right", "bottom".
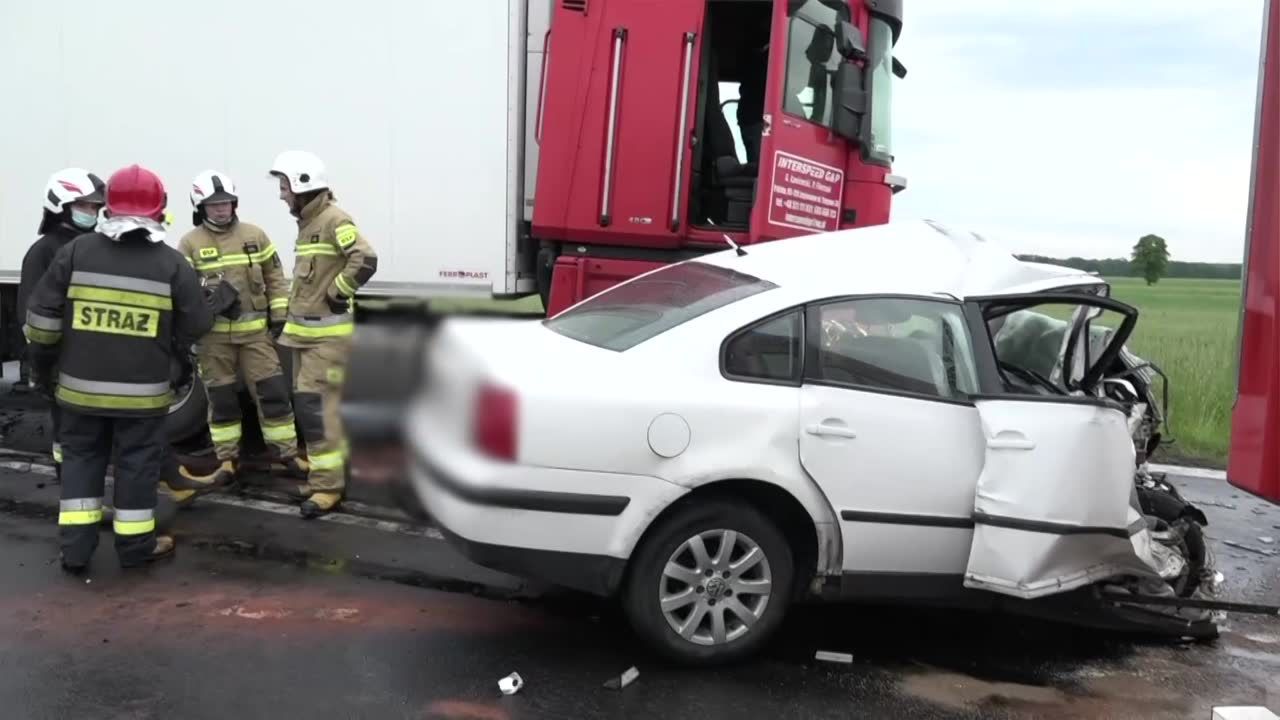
{"left": 987, "top": 431, "right": 1035, "bottom": 451}
{"left": 806, "top": 423, "right": 857, "bottom": 439}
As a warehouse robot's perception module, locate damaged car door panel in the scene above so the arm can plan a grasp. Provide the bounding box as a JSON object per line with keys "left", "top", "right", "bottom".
{"left": 810, "top": 291, "right": 1216, "bottom": 625}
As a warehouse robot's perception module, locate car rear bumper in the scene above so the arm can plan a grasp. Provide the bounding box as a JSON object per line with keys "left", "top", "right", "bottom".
{"left": 408, "top": 444, "right": 683, "bottom": 597}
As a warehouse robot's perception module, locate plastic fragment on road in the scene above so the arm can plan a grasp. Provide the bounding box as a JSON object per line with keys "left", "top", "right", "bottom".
{"left": 498, "top": 672, "right": 523, "bottom": 695}
{"left": 1212, "top": 707, "right": 1280, "bottom": 720}
{"left": 815, "top": 650, "right": 853, "bottom": 663}
{"left": 603, "top": 666, "right": 639, "bottom": 690}
{"left": 1260, "top": 537, "right": 1275, "bottom": 544}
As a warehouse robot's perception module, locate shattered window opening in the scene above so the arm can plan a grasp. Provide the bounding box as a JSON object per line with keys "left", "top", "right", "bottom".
{"left": 986, "top": 302, "right": 1128, "bottom": 397}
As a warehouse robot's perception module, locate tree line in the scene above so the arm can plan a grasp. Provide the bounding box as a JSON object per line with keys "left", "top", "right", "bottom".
{"left": 1016, "top": 253, "right": 1240, "bottom": 281}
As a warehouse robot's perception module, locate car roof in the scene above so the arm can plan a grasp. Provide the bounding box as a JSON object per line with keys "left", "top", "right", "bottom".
{"left": 695, "top": 219, "right": 1103, "bottom": 301}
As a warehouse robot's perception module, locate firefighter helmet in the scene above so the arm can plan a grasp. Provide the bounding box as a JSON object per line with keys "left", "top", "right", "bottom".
{"left": 105, "top": 164, "right": 168, "bottom": 220}
{"left": 42, "top": 168, "right": 106, "bottom": 214}
{"left": 190, "top": 170, "right": 238, "bottom": 208}
{"left": 269, "top": 150, "right": 329, "bottom": 194}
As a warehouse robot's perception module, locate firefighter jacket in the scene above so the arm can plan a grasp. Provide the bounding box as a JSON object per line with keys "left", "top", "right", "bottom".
{"left": 23, "top": 230, "right": 215, "bottom": 417}
{"left": 279, "top": 192, "right": 378, "bottom": 348}
{"left": 17, "top": 222, "right": 79, "bottom": 329}
{"left": 177, "top": 219, "right": 289, "bottom": 343}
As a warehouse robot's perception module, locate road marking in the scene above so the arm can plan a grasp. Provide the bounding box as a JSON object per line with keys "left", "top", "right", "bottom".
{"left": 0, "top": 459, "right": 444, "bottom": 541}
{"left": 200, "top": 493, "right": 445, "bottom": 540}
{"left": 1149, "top": 463, "right": 1228, "bottom": 481}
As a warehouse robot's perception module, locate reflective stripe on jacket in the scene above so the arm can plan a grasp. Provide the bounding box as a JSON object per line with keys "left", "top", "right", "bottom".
{"left": 279, "top": 193, "right": 377, "bottom": 348}
{"left": 177, "top": 219, "right": 289, "bottom": 343}
{"left": 23, "top": 230, "right": 214, "bottom": 417}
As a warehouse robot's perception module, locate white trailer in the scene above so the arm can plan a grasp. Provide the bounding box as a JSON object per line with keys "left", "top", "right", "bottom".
{"left": 0, "top": 0, "right": 551, "bottom": 305}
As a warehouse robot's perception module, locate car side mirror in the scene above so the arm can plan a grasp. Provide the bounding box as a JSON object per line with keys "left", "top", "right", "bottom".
{"left": 833, "top": 60, "right": 866, "bottom": 142}
{"left": 836, "top": 20, "right": 866, "bottom": 60}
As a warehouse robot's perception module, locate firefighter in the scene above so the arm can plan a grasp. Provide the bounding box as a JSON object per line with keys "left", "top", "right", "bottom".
{"left": 268, "top": 150, "right": 377, "bottom": 518}
{"left": 23, "top": 164, "right": 216, "bottom": 572}
{"left": 18, "top": 168, "right": 107, "bottom": 480}
{"left": 176, "top": 170, "right": 304, "bottom": 487}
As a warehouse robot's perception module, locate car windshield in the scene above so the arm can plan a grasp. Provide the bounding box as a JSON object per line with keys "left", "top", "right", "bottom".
{"left": 544, "top": 261, "right": 778, "bottom": 351}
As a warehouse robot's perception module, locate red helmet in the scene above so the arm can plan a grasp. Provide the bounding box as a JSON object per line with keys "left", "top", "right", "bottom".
{"left": 105, "top": 164, "right": 167, "bottom": 220}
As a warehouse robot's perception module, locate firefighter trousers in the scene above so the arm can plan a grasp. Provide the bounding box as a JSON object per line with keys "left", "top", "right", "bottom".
{"left": 198, "top": 339, "right": 298, "bottom": 463}
{"left": 58, "top": 409, "right": 164, "bottom": 568}
{"left": 288, "top": 338, "right": 351, "bottom": 493}
{"left": 49, "top": 401, "right": 63, "bottom": 469}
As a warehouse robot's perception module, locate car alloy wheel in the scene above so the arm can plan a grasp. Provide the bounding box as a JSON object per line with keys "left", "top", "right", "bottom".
{"left": 659, "top": 528, "right": 773, "bottom": 646}
{"left": 621, "top": 497, "right": 794, "bottom": 665}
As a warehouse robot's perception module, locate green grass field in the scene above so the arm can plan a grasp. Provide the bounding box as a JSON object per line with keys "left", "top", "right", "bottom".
{"left": 1105, "top": 277, "right": 1241, "bottom": 466}
{"left": 422, "top": 277, "right": 1242, "bottom": 466}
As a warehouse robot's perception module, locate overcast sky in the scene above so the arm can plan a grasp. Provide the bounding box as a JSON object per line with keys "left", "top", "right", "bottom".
{"left": 888, "top": 0, "right": 1267, "bottom": 263}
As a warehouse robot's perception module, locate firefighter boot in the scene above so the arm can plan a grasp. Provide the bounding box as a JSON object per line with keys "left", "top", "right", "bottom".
{"left": 185, "top": 460, "right": 237, "bottom": 489}
{"left": 300, "top": 492, "right": 342, "bottom": 519}
{"left": 121, "top": 535, "right": 175, "bottom": 568}
{"left": 280, "top": 456, "right": 309, "bottom": 480}
{"left": 160, "top": 463, "right": 225, "bottom": 508}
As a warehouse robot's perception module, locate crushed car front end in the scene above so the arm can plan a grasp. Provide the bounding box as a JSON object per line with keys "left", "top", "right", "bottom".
{"left": 966, "top": 283, "right": 1221, "bottom": 638}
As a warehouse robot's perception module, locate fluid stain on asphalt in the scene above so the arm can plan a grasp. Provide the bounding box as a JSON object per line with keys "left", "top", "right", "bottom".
{"left": 185, "top": 536, "right": 532, "bottom": 602}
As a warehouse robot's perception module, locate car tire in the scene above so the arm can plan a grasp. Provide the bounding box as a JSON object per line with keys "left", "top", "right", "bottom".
{"left": 166, "top": 371, "right": 209, "bottom": 446}
{"left": 621, "top": 498, "right": 794, "bottom": 666}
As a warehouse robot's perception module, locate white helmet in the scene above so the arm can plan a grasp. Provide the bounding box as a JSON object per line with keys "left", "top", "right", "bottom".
{"left": 190, "top": 170, "right": 238, "bottom": 208}
{"left": 269, "top": 150, "right": 328, "bottom": 193}
{"left": 43, "top": 168, "right": 106, "bottom": 214}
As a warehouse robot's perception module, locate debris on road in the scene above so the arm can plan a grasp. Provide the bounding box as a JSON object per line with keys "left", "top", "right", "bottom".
{"left": 1192, "top": 499, "right": 1239, "bottom": 510}
{"left": 1223, "top": 540, "right": 1277, "bottom": 557}
{"left": 815, "top": 650, "right": 854, "bottom": 664}
{"left": 603, "top": 666, "right": 639, "bottom": 690}
{"left": 1260, "top": 537, "right": 1275, "bottom": 545}
{"left": 1212, "top": 707, "right": 1280, "bottom": 720}
{"left": 498, "top": 672, "right": 523, "bottom": 696}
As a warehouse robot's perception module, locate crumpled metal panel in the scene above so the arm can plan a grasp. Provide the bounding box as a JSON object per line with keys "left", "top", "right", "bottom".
{"left": 964, "top": 399, "right": 1163, "bottom": 599}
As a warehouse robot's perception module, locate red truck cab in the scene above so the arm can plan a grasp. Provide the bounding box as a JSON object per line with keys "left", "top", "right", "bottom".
{"left": 530, "top": 0, "right": 906, "bottom": 315}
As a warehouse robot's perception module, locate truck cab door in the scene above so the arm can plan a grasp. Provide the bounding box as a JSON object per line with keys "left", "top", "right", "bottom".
{"left": 747, "top": 0, "right": 902, "bottom": 244}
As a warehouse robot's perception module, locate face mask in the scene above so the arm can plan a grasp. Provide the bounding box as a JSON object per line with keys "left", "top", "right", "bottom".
{"left": 70, "top": 209, "right": 98, "bottom": 230}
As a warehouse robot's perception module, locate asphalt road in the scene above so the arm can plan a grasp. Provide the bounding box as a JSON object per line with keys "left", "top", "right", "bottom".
{"left": 2, "top": 376, "right": 1280, "bottom": 718}
{"left": 2, "top": 464, "right": 1280, "bottom": 719}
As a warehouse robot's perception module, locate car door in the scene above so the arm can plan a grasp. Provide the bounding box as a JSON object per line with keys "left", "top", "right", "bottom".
{"left": 963, "top": 292, "right": 1165, "bottom": 599}
{"left": 796, "top": 295, "right": 987, "bottom": 583}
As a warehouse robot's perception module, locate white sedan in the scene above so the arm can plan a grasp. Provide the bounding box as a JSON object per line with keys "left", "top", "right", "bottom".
{"left": 404, "top": 220, "right": 1216, "bottom": 665}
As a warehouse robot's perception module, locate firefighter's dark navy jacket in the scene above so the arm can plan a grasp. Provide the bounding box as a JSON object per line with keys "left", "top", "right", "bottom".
{"left": 23, "top": 229, "right": 215, "bottom": 417}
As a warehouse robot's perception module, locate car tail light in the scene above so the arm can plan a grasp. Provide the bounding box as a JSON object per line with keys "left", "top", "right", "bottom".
{"left": 472, "top": 383, "right": 518, "bottom": 461}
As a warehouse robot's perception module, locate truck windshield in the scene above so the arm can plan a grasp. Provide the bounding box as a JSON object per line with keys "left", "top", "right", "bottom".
{"left": 544, "top": 261, "right": 778, "bottom": 351}
{"left": 865, "top": 16, "right": 894, "bottom": 158}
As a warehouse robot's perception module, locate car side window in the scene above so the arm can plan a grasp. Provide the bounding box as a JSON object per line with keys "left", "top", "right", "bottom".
{"left": 723, "top": 310, "right": 803, "bottom": 383}
{"left": 806, "top": 297, "right": 979, "bottom": 401}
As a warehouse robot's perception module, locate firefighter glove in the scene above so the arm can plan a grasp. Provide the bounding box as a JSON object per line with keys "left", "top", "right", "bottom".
{"left": 206, "top": 280, "right": 242, "bottom": 319}
{"left": 269, "top": 320, "right": 285, "bottom": 341}
{"left": 173, "top": 350, "right": 195, "bottom": 393}
{"left": 326, "top": 293, "right": 350, "bottom": 315}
